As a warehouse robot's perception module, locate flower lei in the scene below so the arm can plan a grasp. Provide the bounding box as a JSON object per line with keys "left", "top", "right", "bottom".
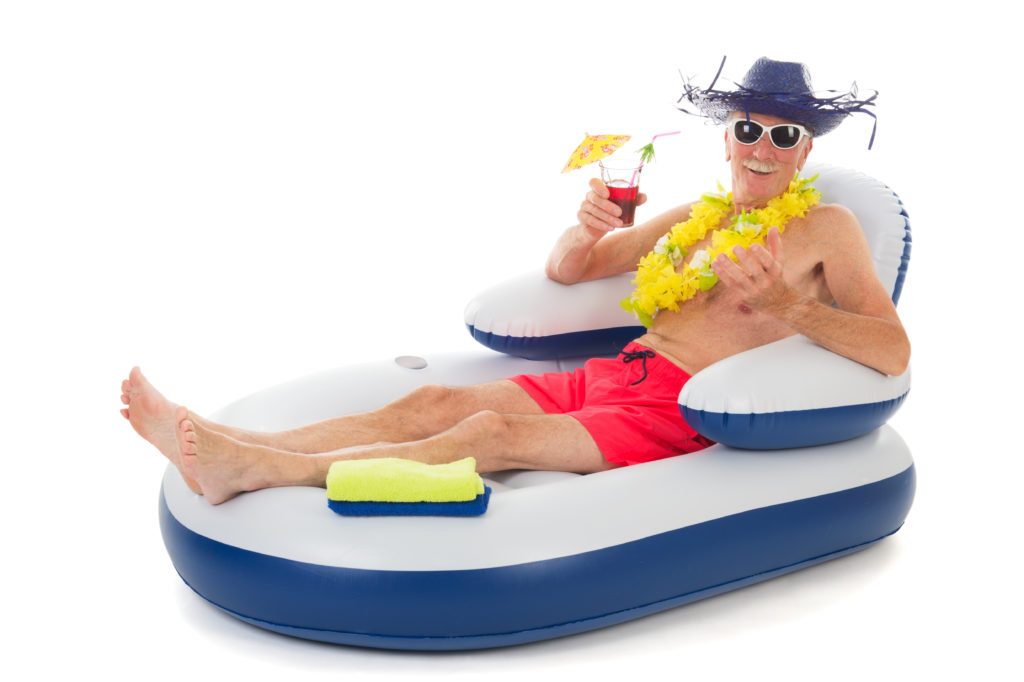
{"left": 621, "top": 174, "right": 821, "bottom": 327}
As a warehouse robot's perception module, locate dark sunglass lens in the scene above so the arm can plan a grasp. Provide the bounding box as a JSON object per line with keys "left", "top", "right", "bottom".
{"left": 733, "top": 120, "right": 762, "bottom": 144}
{"left": 770, "top": 126, "right": 802, "bottom": 149}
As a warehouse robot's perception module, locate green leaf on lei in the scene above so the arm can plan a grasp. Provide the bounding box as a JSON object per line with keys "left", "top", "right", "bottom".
{"left": 698, "top": 267, "right": 718, "bottom": 291}
{"left": 731, "top": 208, "right": 763, "bottom": 236}
{"left": 700, "top": 192, "right": 731, "bottom": 209}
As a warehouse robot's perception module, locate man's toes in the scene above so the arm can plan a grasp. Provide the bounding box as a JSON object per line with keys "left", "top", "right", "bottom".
{"left": 180, "top": 449, "right": 199, "bottom": 485}
{"left": 180, "top": 421, "right": 198, "bottom": 455}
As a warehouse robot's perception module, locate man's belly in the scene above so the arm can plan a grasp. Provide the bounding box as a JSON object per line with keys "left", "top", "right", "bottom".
{"left": 633, "top": 301, "right": 797, "bottom": 375}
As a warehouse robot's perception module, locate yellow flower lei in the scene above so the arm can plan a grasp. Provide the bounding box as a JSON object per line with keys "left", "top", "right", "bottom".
{"left": 621, "top": 174, "right": 821, "bottom": 327}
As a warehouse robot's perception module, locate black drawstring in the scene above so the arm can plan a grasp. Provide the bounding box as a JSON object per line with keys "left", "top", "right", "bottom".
{"left": 620, "top": 348, "right": 656, "bottom": 385}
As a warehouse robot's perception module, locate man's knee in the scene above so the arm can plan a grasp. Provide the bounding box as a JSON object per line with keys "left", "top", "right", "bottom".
{"left": 441, "top": 410, "right": 513, "bottom": 469}
{"left": 452, "top": 410, "right": 509, "bottom": 443}
{"left": 407, "top": 383, "right": 454, "bottom": 408}
{"left": 401, "top": 384, "right": 490, "bottom": 436}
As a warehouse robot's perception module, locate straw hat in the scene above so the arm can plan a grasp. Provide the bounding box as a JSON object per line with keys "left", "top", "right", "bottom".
{"left": 679, "top": 57, "right": 877, "bottom": 145}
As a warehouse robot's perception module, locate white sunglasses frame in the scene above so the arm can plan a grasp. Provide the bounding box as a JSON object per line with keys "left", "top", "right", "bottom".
{"left": 729, "top": 119, "right": 811, "bottom": 149}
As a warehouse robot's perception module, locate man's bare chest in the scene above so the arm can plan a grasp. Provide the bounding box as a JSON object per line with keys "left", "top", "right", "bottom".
{"left": 676, "top": 220, "right": 829, "bottom": 302}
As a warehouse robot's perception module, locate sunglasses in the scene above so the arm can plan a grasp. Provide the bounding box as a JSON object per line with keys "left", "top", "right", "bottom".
{"left": 730, "top": 119, "right": 810, "bottom": 150}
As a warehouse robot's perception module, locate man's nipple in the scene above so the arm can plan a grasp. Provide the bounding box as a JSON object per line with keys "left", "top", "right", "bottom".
{"left": 738, "top": 304, "right": 753, "bottom": 314}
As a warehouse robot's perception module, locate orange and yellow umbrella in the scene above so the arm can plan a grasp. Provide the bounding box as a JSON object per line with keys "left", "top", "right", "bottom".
{"left": 561, "top": 134, "right": 631, "bottom": 173}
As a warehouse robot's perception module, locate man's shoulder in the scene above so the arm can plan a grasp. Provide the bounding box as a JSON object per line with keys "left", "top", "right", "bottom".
{"left": 803, "top": 202, "right": 863, "bottom": 243}
{"left": 796, "top": 201, "right": 873, "bottom": 266}
{"left": 806, "top": 201, "right": 858, "bottom": 227}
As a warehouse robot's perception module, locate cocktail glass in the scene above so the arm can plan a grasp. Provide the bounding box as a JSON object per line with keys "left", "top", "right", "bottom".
{"left": 598, "top": 158, "right": 643, "bottom": 227}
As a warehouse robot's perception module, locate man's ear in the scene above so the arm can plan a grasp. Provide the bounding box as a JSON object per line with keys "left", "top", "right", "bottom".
{"left": 724, "top": 128, "right": 732, "bottom": 162}
{"left": 797, "top": 137, "right": 813, "bottom": 171}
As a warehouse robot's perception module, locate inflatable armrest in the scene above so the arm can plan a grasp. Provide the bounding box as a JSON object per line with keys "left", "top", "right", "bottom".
{"left": 679, "top": 335, "right": 910, "bottom": 449}
{"left": 464, "top": 270, "right": 642, "bottom": 359}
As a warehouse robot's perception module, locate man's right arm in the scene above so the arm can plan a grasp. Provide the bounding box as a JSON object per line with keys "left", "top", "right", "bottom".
{"left": 545, "top": 178, "right": 693, "bottom": 284}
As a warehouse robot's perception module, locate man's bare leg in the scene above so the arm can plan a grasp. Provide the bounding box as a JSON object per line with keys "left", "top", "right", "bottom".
{"left": 178, "top": 408, "right": 617, "bottom": 504}
{"left": 122, "top": 367, "right": 542, "bottom": 457}
{"left": 186, "top": 380, "right": 546, "bottom": 453}
{"left": 123, "top": 367, "right": 551, "bottom": 497}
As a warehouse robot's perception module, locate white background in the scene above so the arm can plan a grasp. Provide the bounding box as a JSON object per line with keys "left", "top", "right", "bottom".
{"left": 2, "top": 1, "right": 1019, "bottom": 679}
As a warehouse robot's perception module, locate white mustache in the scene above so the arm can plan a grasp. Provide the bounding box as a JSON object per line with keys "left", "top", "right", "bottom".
{"left": 743, "top": 159, "right": 781, "bottom": 173}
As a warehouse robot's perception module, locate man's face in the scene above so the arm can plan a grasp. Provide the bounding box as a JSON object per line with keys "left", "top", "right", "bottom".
{"left": 725, "top": 112, "right": 813, "bottom": 207}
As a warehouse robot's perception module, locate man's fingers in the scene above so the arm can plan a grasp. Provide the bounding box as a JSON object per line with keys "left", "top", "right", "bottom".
{"left": 579, "top": 178, "right": 623, "bottom": 229}
{"left": 579, "top": 215, "right": 617, "bottom": 232}
{"left": 747, "top": 243, "right": 776, "bottom": 271}
{"left": 580, "top": 197, "right": 621, "bottom": 222}
{"left": 713, "top": 236, "right": 791, "bottom": 311}
{"left": 732, "top": 246, "right": 761, "bottom": 276}
{"left": 766, "top": 227, "right": 784, "bottom": 260}
{"left": 713, "top": 253, "right": 747, "bottom": 286}
{"left": 578, "top": 202, "right": 620, "bottom": 230}
{"left": 736, "top": 243, "right": 784, "bottom": 279}
{"left": 587, "top": 190, "right": 622, "bottom": 217}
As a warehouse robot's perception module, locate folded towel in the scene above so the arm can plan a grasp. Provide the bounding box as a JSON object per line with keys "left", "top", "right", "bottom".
{"left": 326, "top": 457, "right": 484, "bottom": 503}
{"left": 327, "top": 486, "right": 491, "bottom": 517}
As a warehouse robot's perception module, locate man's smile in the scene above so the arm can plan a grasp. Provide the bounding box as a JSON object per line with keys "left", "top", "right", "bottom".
{"left": 743, "top": 159, "right": 780, "bottom": 176}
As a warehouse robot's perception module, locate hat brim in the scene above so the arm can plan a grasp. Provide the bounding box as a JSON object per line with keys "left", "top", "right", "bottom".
{"left": 680, "top": 81, "right": 877, "bottom": 139}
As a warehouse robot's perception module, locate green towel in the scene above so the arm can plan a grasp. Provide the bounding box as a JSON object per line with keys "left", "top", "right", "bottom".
{"left": 326, "top": 457, "right": 484, "bottom": 503}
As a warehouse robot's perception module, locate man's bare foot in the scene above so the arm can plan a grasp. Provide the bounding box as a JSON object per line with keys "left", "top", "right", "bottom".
{"left": 121, "top": 367, "right": 202, "bottom": 494}
{"left": 178, "top": 416, "right": 299, "bottom": 505}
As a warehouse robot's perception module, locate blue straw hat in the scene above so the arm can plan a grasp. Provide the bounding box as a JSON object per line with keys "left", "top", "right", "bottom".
{"left": 679, "top": 57, "right": 878, "bottom": 147}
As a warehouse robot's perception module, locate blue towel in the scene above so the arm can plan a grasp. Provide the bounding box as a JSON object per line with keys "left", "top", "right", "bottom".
{"left": 327, "top": 486, "right": 491, "bottom": 517}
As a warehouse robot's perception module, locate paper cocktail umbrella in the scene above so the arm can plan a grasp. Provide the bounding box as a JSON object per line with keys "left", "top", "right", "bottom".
{"left": 561, "top": 134, "right": 631, "bottom": 173}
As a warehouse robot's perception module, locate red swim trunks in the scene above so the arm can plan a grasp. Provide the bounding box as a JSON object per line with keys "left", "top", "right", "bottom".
{"left": 508, "top": 342, "right": 715, "bottom": 466}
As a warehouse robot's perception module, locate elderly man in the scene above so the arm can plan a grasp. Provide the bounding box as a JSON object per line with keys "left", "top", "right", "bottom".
{"left": 122, "top": 57, "right": 909, "bottom": 504}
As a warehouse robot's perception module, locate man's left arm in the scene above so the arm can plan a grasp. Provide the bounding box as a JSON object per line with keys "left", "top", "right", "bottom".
{"left": 712, "top": 207, "right": 910, "bottom": 376}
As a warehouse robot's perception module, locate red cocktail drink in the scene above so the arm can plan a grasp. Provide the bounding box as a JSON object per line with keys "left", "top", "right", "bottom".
{"left": 607, "top": 182, "right": 639, "bottom": 227}
{"left": 599, "top": 158, "right": 643, "bottom": 228}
